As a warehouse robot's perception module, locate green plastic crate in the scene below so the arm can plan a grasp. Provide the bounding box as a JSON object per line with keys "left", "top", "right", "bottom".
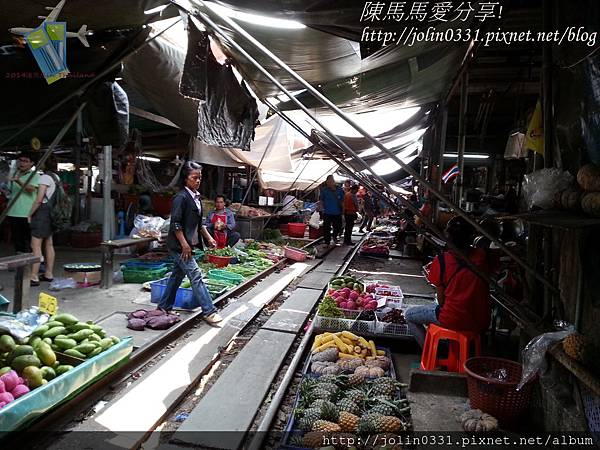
{"left": 122, "top": 266, "right": 168, "bottom": 283}
{"left": 208, "top": 269, "right": 244, "bottom": 285}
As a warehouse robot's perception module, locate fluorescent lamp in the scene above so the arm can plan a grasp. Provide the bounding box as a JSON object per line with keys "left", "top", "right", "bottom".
{"left": 205, "top": 2, "right": 306, "bottom": 29}
{"left": 137, "top": 156, "right": 161, "bottom": 162}
{"left": 144, "top": 4, "right": 169, "bottom": 14}
{"left": 444, "top": 153, "right": 489, "bottom": 159}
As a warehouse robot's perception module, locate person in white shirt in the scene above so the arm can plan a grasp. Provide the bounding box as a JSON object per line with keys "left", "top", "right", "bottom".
{"left": 28, "top": 157, "right": 58, "bottom": 286}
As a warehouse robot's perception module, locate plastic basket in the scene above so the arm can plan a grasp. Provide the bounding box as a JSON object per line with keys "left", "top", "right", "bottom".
{"left": 463, "top": 357, "right": 536, "bottom": 426}
{"left": 122, "top": 266, "right": 168, "bottom": 283}
{"left": 313, "top": 310, "right": 375, "bottom": 334}
{"left": 208, "top": 269, "right": 244, "bottom": 285}
{"left": 150, "top": 277, "right": 197, "bottom": 309}
{"left": 284, "top": 246, "right": 308, "bottom": 262}
{"left": 207, "top": 254, "right": 232, "bottom": 268}
{"left": 287, "top": 223, "right": 306, "bottom": 238}
{"left": 375, "top": 310, "right": 411, "bottom": 337}
{"left": 122, "top": 260, "right": 168, "bottom": 270}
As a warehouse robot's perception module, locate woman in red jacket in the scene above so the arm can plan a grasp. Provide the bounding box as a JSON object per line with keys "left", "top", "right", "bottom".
{"left": 405, "top": 217, "right": 491, "bottom": 347}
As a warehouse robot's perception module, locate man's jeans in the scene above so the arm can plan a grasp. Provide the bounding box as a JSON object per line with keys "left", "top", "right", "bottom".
{"left": 404, "top": 304, "right": 440, "bottom": 348}
{"left": 158, "top": 251, "right": 216, "bottom": 315}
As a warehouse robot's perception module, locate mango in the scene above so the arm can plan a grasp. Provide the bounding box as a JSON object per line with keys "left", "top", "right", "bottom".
{"left": 42, "top": 327, "right": 67, "bottom": 339}
{"left": 63, "top": 349, "right": 86, "bottom": 359}
{"left": 35, "top": 342, "right": 57, "bottom": 366}
{"left": 40, "top": 366, "right": 56, "bottom": 381}
{"left": 31, "top": 325, "right": 49, "bottom": 337}
{"left": 11, "top": 355, "right": 41, "bottom": 373}
{"left": 55, "top": 365, "right": 73, "bottom": 375}
{"left": 0, "top": 335, "right": 16, "bottom": 353}
{"left": 23, "top": 366, "right": 44, "bottom": 388}
{"left": 55, "top": 338, "right": 77, "bottom": 350}
{"left": 45, "top": 321, "right": 65, "bottom": 328}
{"left": 53, "top": 313, "right": 79, "bottom": 326}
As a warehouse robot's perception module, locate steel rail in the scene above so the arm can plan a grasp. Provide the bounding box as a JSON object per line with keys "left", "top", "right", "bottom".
{"left": 20, "top": 238, "right": 324, "bottom": 436}
{"left": 188, "top": 0, "right": 558, "bottom": 295}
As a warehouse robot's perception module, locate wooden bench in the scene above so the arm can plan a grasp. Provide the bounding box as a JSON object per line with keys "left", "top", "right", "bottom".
{"left": 100, "top": 235, "right": 166, "bottom": 289}
{"left": 0, "top": 254, "right": 40, "bottom": 312}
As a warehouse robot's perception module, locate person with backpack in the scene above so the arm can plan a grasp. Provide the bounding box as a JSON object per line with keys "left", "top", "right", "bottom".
{"left": 27, "top": 156, "right": 59, "bottom": 286}
{"left": 404, "top": 217, "right": 492, "bottom": 348}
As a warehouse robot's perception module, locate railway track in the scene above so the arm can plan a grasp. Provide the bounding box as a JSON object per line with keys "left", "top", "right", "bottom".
{"left": 6, "top": 237, "right": 362, "bottom": 449}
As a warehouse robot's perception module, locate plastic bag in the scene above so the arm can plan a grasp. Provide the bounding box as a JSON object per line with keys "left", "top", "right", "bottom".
{"left": 0, "top": 307, "right": 50, "bottom": 339}
{"left": 49, "top": 278, "right": 77, "bottom": 291}
{"left": 132, "top": 215, "right": 165, "bottom": 239}
{"left": 517, "top": 321, "right": 575, "bottom": 390}
{"left": 522, "top": 168, "right": 574, "bottom": 210}
{"left": 309, "top": 211, "right": 321, "bottom": 229}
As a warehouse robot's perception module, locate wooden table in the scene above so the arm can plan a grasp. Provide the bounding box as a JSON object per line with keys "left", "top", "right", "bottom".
{"left": 0, "top": 254, "right": 40, "bottom": 312}
{"left": 100, "top": 235, "right": 166, "bottom": 289}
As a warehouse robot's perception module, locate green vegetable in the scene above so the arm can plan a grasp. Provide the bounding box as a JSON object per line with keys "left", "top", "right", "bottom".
{"left": 318, "top": 296, "right": 343, "bottom": 318}
{"left": 206, "top": 247, "right": 237, "bottom": 257}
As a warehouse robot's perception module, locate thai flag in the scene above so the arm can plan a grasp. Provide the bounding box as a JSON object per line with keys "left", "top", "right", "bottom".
{"left": 442, "top": 164, "right": 460, "bottom": 184}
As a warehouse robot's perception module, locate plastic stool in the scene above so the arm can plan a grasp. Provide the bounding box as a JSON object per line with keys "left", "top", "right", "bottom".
{"left": 420, "top": 324, "right": 481, "bottom": 373}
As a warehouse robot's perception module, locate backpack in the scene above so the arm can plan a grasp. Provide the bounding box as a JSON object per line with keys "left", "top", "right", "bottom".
{"left": 47, "top": 172, "right": 73, "bottom": 231}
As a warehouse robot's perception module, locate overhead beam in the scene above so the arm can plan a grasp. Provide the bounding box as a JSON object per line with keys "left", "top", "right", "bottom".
{"left": 129, "top": 106, "right": 180, "bottom": 129}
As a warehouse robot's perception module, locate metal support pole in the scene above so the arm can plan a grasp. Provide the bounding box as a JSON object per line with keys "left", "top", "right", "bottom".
{"left": 264, "top": 94, "right": 541, "bottom": 330}
{"left": 0, "top": 103, "right": 86, "bottom": 228}
{"left": 436, "top": 106, "right": 448, "bottom": 220}
{"left": 102, "top": 145, "right": 113, "bottom": 242}
{"left": 74, "top": 112, "right": 83, "bottom": 225}
{"left": 188, "top": 3, "right": 558, "bottom": 295}
{"left": 457, "top": 73, "right": 469, "bottom": 207}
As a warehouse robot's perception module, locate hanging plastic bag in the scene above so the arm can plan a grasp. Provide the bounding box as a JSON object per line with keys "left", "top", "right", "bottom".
{"left": 517, "top": 321, "right": 575, "bottom": 390}
{"left": 309, "top": 211, "right": 321, "bottom": 229}
{"left": 132, "top": 215, "right": 165, "bottom": 239}
{"left": 522, "top": 168, "right": 574, "bottom": 210}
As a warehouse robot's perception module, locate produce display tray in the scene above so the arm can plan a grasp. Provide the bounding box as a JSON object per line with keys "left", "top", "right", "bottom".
{"left": 313, "top": 311, "right": 375, "bottom": 334}
{"left": 375, "top": 310, "right": 411, "bottom": 337}
{"left": 0, "top": 337, "right": 133, "bottom": 433}
{"left": 281, "top": 346, "right": 397, "bottom": 450}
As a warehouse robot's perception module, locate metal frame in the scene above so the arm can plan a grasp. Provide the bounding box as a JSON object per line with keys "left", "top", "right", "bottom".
{"left": 187, "top": 0, "right": 558, "bottom": 298}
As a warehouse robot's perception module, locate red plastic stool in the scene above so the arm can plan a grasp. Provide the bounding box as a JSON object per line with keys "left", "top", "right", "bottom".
{"left": 420, "top": 324, "right": 481, "bottom": 373}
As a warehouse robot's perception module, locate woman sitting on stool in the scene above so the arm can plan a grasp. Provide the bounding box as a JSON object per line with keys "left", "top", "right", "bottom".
{"left": 405, "top": 217, "right": 491, "bottom": 348}
{"left": 205, "top": 194, "right": 240, "bottom": 248}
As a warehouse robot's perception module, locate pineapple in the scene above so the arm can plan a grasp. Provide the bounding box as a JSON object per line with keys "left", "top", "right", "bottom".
{"left": 345, "top": 372, "right": 366, "bottom": 388}
{"left": 373, "top": 415, "right": 405, "bottom": 433}
{"left": 312, "top": 420, "right": 342, "bottom": 433}
{"left": 562, "top": 333, "right": 600, "bottom": 374}
{"left": 357, "top": 413, "right": 382, "bottom": 435}
{"left": 345, "top": 388, "right": 367, "bottom": 404}
{"left": 338, "top": 411, "right": 360, "bottom": 433}
{"left": 302, "top": 431, "right": 327, "bottom": 448}
{"left": 563, "top": 333, "right": 588, "bottom": 363}
{"left": 316, "top": 382, "right": 340, "bottom": 396}
{"left": 298, "top": 407, "right": 322, "bottom": 431}
{"left": 367, "top": 402, "right": 396, "bottom": 417}
{"left": 312, "top": 387, "right": 333, "bottom": 401}
{"left": 357, "top": 414, "right": 404, "bottom": 434}
{"left": 319, "top": 400, "right": 340, "bottom": 422}
{"left": 336, "top": 398, "right": 361, "bottom": 415}
{"left": 369, "top": 377, "right": 398, "bottom": 397}
{"left": 318, "top": 374, "right": 342, "bottom": 385}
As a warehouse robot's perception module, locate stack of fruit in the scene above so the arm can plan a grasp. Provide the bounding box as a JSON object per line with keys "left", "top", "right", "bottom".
{"left": 289, "top": 374, "right": 410, "bottom": 448}
{"left": 309, "top": 332, "right": 393, "bottom": 379}
{"left": 28, "top": 313, "right": 121, "bottom": 360}
{"left": 326, "top": 277, "right": 378, "bottom": 312}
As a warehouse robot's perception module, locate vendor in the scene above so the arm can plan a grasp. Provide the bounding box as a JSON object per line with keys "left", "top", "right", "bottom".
{"left": 205, "top": 194, "right": 241, "bottom": 248}
{"left": 404, "top": 217, "right": 491, "bottom": 348}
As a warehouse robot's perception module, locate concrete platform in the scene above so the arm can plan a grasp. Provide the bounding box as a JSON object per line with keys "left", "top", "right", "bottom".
{"left": 262, "top": 288, "right": 322, "bottom": 333}
{"left": 172, "top": 329, "right": 295, "bottom": 449}
{"left": 297, "top": 270, "right": 333, "bottom": 291}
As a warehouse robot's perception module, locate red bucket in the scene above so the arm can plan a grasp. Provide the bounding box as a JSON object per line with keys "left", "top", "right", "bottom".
{"left": 279, "top": 223, "right": 289, "bottom": 235}
{"left": 207, "top": 254, "right": 232, "bottom": 268}
{"left": 287, "top": 223, "right": 306, "bottom": 238}
{"left": 309, "top": 226, "right": 323, "bottom": 239}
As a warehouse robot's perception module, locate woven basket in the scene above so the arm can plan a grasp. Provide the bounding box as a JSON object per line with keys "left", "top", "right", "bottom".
{"left": 464, "top": 357, "right": 536, "bottom": 426}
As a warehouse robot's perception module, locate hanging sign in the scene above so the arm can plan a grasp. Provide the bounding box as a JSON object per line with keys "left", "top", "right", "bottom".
{"left": 25, "top": 24, "right": 69, "bottom": 84}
